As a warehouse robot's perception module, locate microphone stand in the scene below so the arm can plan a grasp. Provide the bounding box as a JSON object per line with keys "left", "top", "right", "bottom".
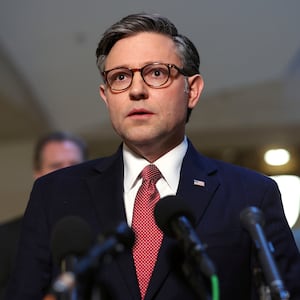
{"left": 253, "top": 264, "right": 272, "bottom": 300}
{"left": 181, "top": 257, "right": 211, "bottom": 300}
{"left": 240, "top": 207, "right": 290, "bottom": 300}
{"left": 169, "top": 218, "right": 218, "bottom": 300}
{"left": 252, "top": 255, "right": 289, "bottom": 300}
{"left": 55, "top": 270, "right": 108, "bottom": 300}
{"left": 59, "top": 256, "right": 78, "bottom": 300}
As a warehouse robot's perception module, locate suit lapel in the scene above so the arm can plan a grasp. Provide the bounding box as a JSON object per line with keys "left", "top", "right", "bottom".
{"left": 146, "top": 141, "right": 220, "bottom": 299}
{"left": 85, "top": 149, "right": 125, "bottom": 230}
{"left": 176, "top": 142, "right": 220, "bottom": 224}
{"left": 85, "top": 147, "right": 140, "bottom": 299}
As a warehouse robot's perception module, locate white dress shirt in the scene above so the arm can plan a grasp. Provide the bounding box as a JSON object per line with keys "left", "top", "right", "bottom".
{"left": 123, "top": 137, "right": 188, "bottom": 225}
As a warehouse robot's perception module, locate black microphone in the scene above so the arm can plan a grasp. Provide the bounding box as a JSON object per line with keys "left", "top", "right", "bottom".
{"left": 240, "top": 206, "right": 290, "bottom": 300}
{"left": 50, "top": 216, "right": 93, "bottom": 299}
{"left": 154, "top": 195, "right": 216, "bottom": 278}
{"left": 51, "top": 216, "right": 93, "bottom": 272}
{"left": 53, "top": 222, "right": 135, "bottom": 294}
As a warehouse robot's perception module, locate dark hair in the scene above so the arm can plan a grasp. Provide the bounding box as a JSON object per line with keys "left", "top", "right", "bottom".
{"left": 33, "top": 131, "right": 88, "bottom": 170}
{"left": 95, "top": 13, "right": 201, "bottom": 122}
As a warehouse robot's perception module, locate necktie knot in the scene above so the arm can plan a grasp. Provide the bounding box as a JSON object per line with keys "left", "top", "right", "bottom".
{"left": 141, "top": 164, "right": 161, "bottom": 184}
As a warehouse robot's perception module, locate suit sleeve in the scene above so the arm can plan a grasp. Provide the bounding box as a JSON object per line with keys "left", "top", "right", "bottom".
{"left": 257, "top": 178, "right": 300, "bottom": 299}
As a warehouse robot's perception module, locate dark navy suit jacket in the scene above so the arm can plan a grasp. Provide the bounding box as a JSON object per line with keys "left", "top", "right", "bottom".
{"left": 5, "top": 141, "right": 300, "bottom": 299}
{"left": 0, "top": 217, "right": 23, "bottom": 300}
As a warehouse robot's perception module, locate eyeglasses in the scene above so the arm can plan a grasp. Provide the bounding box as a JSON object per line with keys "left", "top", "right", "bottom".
{"left": 102, "top": 62, "right": 185, "bottom": 92}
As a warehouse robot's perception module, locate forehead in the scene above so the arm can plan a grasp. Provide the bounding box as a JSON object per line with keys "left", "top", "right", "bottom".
{"left": 42, "top": 141, "right": 81, "bottom": 157}
{"left": 105, "top": 32, "right": 181, "bottom": 68}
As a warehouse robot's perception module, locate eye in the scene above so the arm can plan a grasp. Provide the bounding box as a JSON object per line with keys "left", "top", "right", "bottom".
{"left": 144, "top": 65, "right": 169, "bottom": 80}
{"left": 108, "top": 69, "right": 131, "bottom": 83}
{"left": 153, "top": 68, "right": 163, "bottom": 77}
{"left": 154, "top": 68, "right": 168, "bottom": 78}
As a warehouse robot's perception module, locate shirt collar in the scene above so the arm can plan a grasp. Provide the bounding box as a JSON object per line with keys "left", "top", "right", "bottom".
{"left": 123, "top": 136, "right": 188, "bottom": 192}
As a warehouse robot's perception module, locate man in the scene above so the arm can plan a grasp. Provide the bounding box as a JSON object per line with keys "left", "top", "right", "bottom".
{"left": 32, "top": 131, "right": 88, "bottom": 179}
{"left": 5, "top": 13, "right": 300, "bottom": 300}
{"left": 0, "top": 131, "right": 87, "bottom": 299}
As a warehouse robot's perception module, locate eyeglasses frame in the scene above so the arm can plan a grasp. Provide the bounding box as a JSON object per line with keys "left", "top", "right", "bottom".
{"left": 101, "top": 62, "right": 186, "bottom": 92}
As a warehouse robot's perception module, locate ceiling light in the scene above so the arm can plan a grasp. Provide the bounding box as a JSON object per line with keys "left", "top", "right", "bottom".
{"left": 264, "top": 148, "right": 290, "bottom": 166}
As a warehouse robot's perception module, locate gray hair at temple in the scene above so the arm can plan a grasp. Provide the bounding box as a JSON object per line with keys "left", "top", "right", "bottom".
{"left": 95, "top": 12, "right": 201, "bottom": 122}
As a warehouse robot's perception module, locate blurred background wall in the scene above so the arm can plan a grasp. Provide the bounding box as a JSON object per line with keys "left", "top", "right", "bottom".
{"left": 0, "top": 1, "right": 300, "bottom": 230}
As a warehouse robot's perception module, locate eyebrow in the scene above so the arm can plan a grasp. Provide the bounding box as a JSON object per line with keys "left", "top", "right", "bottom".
{"left": 104, "top": 61, "right": 166, "bottom": 71}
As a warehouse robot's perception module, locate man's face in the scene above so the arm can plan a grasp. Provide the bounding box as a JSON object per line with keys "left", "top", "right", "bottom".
{"left": 99, "top": 32, "right": 203, "bottom": 158}
{"left": 34, "top": 141, "right": 83, "bottom": 179}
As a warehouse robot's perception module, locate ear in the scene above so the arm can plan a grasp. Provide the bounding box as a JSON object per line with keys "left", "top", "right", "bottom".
{"left": 187, "top": 74, "right": 204, "bottom": 109}
{"left": 99, "top": 84, "right": 108, "bottom": 106}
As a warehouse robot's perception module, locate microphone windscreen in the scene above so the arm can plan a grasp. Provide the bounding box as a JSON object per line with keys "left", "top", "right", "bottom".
{"left": 154, "top": 195, "right": 196, "bottom": 237}
{"left": 51, "top": 216, "right": 92, "bottom": 265}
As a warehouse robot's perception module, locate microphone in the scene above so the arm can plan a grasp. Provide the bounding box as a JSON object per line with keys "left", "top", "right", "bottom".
{"left": 50, "top": 216, "right": 93, "bottom": 299}
{"left": 240, "top": 206, "right": 290, "bottom": 300}
{"left": 53, "top": 221, "right": 135, "bottom": 294}
{"left": 154, "top": 195, "right": 216, "bottom": 278}
{"left": 51, "top": 216, "right": 93, "bottom": 272}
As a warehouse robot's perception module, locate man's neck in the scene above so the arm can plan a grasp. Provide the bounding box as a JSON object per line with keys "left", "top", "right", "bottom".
{"left": 123, "top": 136, "right": 185, "bottom": 163}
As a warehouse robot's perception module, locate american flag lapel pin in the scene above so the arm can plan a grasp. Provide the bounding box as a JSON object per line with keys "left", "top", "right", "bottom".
{"left": 193, "top": 179, "right": 205, "bottom": 187}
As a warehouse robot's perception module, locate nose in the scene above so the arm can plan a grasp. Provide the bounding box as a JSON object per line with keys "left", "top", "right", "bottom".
{"left": 128, "top": 71, "right": 149, "bottom": 100}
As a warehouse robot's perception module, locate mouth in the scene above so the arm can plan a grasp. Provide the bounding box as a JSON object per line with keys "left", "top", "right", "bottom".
{"left": 127, "top": 109, "right": 154, "bottom": 117}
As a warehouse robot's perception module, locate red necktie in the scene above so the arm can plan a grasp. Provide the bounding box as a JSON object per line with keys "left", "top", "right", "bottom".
{"left": 132, "top": 164, "right": 163, "bottom": 299}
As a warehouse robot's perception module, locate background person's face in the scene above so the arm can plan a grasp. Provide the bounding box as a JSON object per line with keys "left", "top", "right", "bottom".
{"left": 34, "top": 141, "right": 84, "bottom": 178}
